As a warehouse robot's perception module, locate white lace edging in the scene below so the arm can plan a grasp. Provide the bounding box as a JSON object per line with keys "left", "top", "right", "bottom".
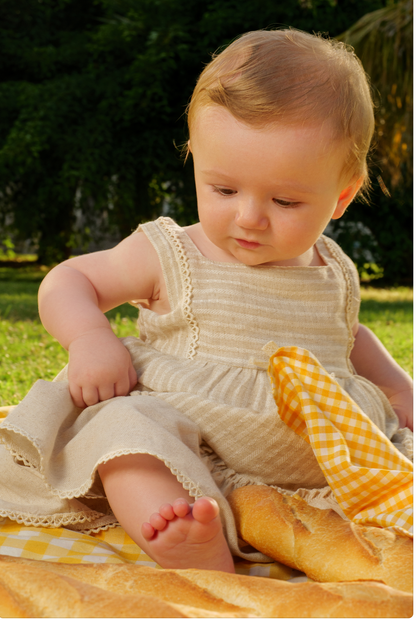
{"left": 0, "top": 422, "right": 44, "bottom": 472}
{"left": 1, "top": 419, "right": 204, "bottom": 507}
{"left": 0, "top": 508, "right": 103, "bottom": 528}
{"left": 93, "top": 449, "right": 204, "bottom": 500}
{"left": 159, "top": 217, "right": 199, "bottom": 359}
{"left": 77, "top": 521, "right": 119, "bottom": 535}
{"left": 322, "top": 237, "right": 356, "bottom": 363}
{"left": 14, "top": 447, "right": 205, "bottom": 504}
{"left": 0, "top": 448, "right": 204, "bottom": 531}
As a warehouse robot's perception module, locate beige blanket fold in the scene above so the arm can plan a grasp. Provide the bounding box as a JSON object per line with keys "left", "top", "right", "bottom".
{"left": 0, "top": 555, "right": 412, "bottom": 618}
{"left": 228, "top": 485, "right": 413, "bottom": 593}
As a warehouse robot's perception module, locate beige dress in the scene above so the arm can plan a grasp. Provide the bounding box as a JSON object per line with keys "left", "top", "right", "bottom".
{"left": 0, "top": 217, "right": 409, "bottom": 561}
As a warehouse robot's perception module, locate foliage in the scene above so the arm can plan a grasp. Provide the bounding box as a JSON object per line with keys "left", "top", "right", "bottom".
{"left": 329, "top": 182, "right": 412, "bottom": 285}
{"left": 0, "top": 0, "right": 389, "bottom": 265}
{"left": 334, "top": 0, "right": 412, "bottom": 285}
{"left": 339, "top": 0, "right": 412, "bottom": 187}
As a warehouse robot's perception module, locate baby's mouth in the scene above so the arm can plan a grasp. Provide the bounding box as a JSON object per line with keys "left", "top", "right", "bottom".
{"left": 236, "top": 238, "right": 262, "bottom": 250}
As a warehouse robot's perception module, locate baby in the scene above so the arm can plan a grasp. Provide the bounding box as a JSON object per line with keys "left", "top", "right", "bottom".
{"left": 4, "top": 29, "right": 412, "bottom": 573}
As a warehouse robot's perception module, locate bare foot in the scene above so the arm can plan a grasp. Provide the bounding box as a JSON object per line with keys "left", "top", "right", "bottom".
{"left": 141, "top": 497, "right": 235, "bottom": 572}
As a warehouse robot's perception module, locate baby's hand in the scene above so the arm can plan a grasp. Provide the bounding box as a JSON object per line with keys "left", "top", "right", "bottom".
{"left": 389, "top": 389, "right": 413, "bottom": 431}
{"left": 68, "top": 328, "right": 138, "bottom": 408}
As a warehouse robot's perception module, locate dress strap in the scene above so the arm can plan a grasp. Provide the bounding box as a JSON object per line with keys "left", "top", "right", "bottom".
{"left": 320, "top": 236, "right": 360, "bottom": 363}
{"left": 137, "top": 218, "right": 199, "bottom": 359}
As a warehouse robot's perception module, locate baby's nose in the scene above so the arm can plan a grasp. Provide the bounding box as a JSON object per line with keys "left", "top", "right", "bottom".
{"left": 235, "top": 201, "right": 268, "bottom": 230}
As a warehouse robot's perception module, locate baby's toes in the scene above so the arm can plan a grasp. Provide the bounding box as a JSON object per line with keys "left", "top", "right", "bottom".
{"left": 158, "top": 503, "right": 175, "bottom": 521}
{"left": 141, "top": 521, "right": 156, "bottom": 541}
{"left": 172, "top": 498, "right": 192, "bottom": 518}
{"left": 149, "top": 512, "right": 168, "bottom": 531}
{"left": 192, "top": 497, "right": 219, "bottom": 523}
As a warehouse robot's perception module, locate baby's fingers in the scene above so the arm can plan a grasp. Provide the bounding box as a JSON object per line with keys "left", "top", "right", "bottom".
{"left": 69, "top": 383, "right": 86, "bottom": 409}
{"left": 80, "top": 385, "right": 100, "bottom": 408}
{"left": 98, "top": 384, "right": 116, "bottom": 402}
{"left": 114, "top": 367, "right": 137, "bottom": 398}
{"left": 69, "top": 383, "right": 100, "bottom": 409}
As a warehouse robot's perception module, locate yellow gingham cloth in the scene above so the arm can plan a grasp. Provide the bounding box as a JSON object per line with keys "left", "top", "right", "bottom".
{"left": 0, "top": 519, "right": 298, "bottom": 579}
{"left": 0, "top": 520, "right": 153, "bottom": 565}
{"left": 268, "top": 346, "right": 413, "bottom": 538}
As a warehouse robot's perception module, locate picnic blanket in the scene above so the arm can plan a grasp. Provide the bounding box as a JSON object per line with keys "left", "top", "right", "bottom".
{"left": 0, "top": 516, "right": 298, "bottom": 580}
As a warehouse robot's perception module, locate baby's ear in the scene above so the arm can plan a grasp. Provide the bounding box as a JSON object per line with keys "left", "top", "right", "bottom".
{"left": 332, "top": 177, "right": 364, "bottom": 220}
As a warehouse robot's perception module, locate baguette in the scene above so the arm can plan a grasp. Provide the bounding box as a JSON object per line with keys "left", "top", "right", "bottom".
{"left": 0, "top": 555, "right": 412, "bottom": 618}
{"left": 228, "top": 485, "right": 413, "bottom": 593}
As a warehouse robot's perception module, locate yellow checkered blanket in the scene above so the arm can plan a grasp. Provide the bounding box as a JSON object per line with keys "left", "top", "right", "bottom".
{"left": 0, "top": 518, "right": 297, "bottom": 580}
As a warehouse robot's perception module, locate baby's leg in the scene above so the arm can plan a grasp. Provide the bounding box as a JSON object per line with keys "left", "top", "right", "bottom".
{"left": 98, "top": 454, "right": 234, "bottom": 572}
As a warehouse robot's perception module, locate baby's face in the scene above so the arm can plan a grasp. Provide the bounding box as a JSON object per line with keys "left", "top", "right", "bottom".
{"left": 190, "top": 106, "right": 356, "bottom": 266}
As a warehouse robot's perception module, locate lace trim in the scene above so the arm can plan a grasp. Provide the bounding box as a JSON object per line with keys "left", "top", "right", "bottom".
{"left": 159, "top": 217, "right": 199, "bottom": 359}
{"left": 0, "top": 422, "right": 43, "bottom": 472}
{"left": 321, "top": 237, "right": 356, "bottom": 365}
{"left": 0, "top": 508, "right": 103, "bottom": 528}
{"left": 18, "top": 447, "right": 204, "bottom": 502}
{"left": 1, "top": 414, "right": 204, "bottom": 504}
{"left": 93, "top": 449, "right": 204, "bottom": 500}
{"left": 77, "top": 521, "right": 119, "bottom": 535}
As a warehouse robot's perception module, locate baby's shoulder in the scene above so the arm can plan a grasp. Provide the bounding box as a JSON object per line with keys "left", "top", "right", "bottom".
{"left": 107, "top": 227, "right": 165, "bottom": 291}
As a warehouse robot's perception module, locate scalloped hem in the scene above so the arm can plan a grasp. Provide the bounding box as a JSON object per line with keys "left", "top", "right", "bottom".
{"left": 38, "top": 449, "right": 205, "bottom": 502}
{"left": 0, "top": 422, "right": 205, "bottom": 505}
{"left": 0, "top": 422, "right": 44, "bottom": 472}
{"left": 77, "top": 521, "right": 120, "bottom": 535}
{"left": 0, "top": 450, "right": 204, "bottom": 534}
{"left": 0, "top": 508, "right": 103, "bottom": 529}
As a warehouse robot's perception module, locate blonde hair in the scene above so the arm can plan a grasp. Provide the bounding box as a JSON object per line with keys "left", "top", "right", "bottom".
{"left": 187, "top": 29, "right": 374, "bottom": 191}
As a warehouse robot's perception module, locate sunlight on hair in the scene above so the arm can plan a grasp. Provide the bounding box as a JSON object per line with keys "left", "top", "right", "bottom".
{"left": 187, "top": 29, "right": 375, "bottom": 198}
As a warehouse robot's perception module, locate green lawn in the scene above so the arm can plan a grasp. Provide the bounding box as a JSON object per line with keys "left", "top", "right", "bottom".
{"left": 359, "top": 287, "right": 413, "bottom": 377}
{"left": 0, "top": 265, "right": 412, "bottom": 407}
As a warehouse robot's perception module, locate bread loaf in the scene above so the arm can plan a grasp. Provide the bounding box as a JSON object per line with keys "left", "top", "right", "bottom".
{"left": 0, "top": 555, "right": 412, "bottom": 617}
{"left": 228, "top": 485, "right": 413, "bottom": 593}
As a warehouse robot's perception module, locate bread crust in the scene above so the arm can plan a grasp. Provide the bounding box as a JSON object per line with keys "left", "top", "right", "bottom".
{"left": 0, "top": 555, "right": 412, "bottom": 618}
{"left": 228, "top": 485, "right": 413, "bottom": 593}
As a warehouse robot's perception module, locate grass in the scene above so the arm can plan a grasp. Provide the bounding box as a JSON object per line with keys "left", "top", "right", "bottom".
{"left": 0, "top": 265, "right": 413, "bottom": 407}
{"left": 359, "top": 287, "right": 413, "bottom": 377}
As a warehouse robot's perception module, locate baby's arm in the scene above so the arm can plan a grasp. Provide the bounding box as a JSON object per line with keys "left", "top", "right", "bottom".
{"left": 38, "top": 232, "right": 161, "bottom": 408}
{"left": 350, "top": 323, "right": 413, "bottom": 430}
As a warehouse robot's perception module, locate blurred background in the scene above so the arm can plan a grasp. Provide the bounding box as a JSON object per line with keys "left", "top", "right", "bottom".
{"left": 0, "top": 0, "right": 412, "bottom": 285}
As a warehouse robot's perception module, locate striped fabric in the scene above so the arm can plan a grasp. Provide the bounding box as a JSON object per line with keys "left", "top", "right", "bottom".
{"left": 268, "top": 346, "right": 413, "bottom": 537}
{"left": 138, "top": 217, "right": 361, "bottom": 374}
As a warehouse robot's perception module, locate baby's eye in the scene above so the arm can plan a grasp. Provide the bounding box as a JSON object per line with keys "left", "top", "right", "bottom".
{"left": 213, "top": 186, "right": 236, "bottom": 196}
{"left": 273, "top": 198, "right": 299, "bottom": 208}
